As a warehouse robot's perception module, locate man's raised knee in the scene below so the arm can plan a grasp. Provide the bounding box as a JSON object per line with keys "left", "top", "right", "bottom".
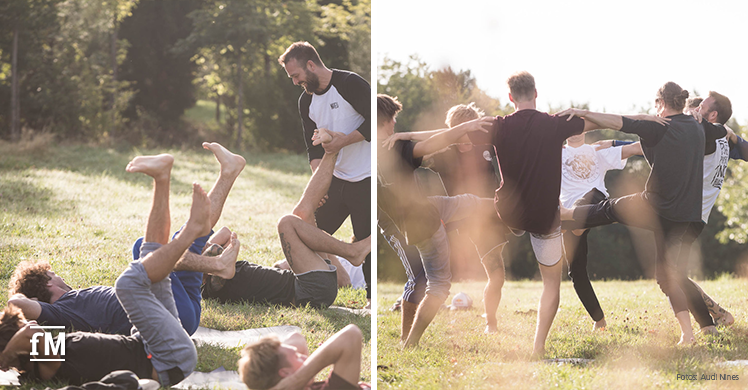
{"left": 342, "top": 324, "right": 363, "bottom": 345}
{"left": 277, "top": 214, "right": 301, "bottom": 232}
{"left": 114, "top": 262, "right": 150, "bottom": 295}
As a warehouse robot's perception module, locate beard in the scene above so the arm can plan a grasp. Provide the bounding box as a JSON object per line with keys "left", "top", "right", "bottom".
{"left": 302, "top": 69, "right": 320, "bottom": 95}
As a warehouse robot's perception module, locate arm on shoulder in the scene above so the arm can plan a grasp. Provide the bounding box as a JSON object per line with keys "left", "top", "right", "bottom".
{"left": 8, "top": 294, "right": 42, "bottom": 320}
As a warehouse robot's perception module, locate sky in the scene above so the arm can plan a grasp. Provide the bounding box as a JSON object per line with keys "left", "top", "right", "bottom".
{"left": 374, "top": 0, "right": 748, "bottom": 123}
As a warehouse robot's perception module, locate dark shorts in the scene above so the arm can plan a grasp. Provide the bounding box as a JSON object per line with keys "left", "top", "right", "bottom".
{"left": 310, "top": 372, "right": 362, "bottom": 390}
{"left": 294, "top": 264, "right": 338, "bottom": 308}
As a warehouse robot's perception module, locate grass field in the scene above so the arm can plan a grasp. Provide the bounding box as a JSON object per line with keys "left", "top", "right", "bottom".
{"left": 0, "top": 139, "right": 370, "bottom": 387}
{"left": 378, "top": 277, "right": 748, "bottom": 389}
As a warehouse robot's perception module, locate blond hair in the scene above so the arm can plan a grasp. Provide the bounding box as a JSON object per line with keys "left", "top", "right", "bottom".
{"left": 445, "top": 103, "right": 484, "bottom": 127}
{"left": 239, "top": 336, "right": 285, "bottom": 390}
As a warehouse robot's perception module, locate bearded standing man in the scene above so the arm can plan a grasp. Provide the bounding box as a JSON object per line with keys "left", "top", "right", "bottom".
{"left": 279, "top": 42, "right": 372, "bottom": 304}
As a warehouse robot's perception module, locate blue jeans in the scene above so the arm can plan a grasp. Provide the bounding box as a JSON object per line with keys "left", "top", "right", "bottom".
{"left": 417, "top": 194, "right": 485, "bottom": 300}
{"left": 132, "top": 227, "right": 213, "bottom": 335}
{"left": 115, "top": 242, "right": 198, "bottom": 386}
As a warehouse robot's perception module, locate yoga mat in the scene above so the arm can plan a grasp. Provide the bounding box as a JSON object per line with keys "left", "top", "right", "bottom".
{"left": 191, "top": 325, "right": 301, "bottom": 348}
{"left": 0, "top": 370, "right": 19, "bottom": 386}
{"left": 328, "top": 305, "right": 370, "bottom": 316}
{"left": 174, "top": 367, "right": 244, "bottom": 390}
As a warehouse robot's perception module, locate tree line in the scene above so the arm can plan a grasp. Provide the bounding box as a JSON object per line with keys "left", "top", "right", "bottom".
{"left": 377, "top": 55, "right": 748, "bottom": 282}
{"left": 0, "top": 0, "right": 370, "bottom": 151}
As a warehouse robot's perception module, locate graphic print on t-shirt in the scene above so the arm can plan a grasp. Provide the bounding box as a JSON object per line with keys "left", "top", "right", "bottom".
{"left": 562, "top": 151, "right": 600, "bottom": 183}
{"left": 710, "top": 138, "right": 729, "bottom": 189}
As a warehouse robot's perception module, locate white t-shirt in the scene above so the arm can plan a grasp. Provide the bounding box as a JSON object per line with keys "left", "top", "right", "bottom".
{"left": 702, "top": 136, "right": 730, "bottom": 223}
{"left": 560, "top": 144, "right": 627, "bottom": 208}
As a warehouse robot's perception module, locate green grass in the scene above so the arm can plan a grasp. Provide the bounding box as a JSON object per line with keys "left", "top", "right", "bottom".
{"left": 0, "top": 140, "right": 369, "bottom": 387}
{"left": 378, "top": 277, "right": 748, "bottom": 389}
{"left": 185, "top": 99, "right": 227, "bottom": 125}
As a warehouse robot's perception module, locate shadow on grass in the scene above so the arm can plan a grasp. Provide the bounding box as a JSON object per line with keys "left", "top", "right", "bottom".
{"left": 0, "top": 144, "right": 310, "bottom": 197}
{"left": 0, "top": 176, "right": 74, "bottom": 217}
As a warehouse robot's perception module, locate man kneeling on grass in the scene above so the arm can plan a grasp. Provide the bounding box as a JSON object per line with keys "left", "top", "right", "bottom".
{"left": 203, "top": 147, "right": 371, "bottom": 309}
{"left": 239, "top": 324, "right": 369, "bottom": 390}
{"left": 0, "top": 172, "right": 213, "bottom": 386}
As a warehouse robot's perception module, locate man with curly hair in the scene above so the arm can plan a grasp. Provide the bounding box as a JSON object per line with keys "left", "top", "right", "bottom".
{"left": 7, "top": 142, "right": 245, "bottom": 336}
{"left": 0, "top": 154, "right": 213, "bottom": 386}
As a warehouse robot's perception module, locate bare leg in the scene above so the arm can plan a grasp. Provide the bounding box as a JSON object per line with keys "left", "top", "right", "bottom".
{"left": 533, "top": 260, "right": 562, "bottom": 357}
{"left": 202, "top": 142, "right": 246, "bottom": 228}
{"left": 141, "top": 183, "right": 211, "bottom": 283}
{"left": 689, "top": 278, "right": 734, "bottom": 327}
{"left": 403, "top": 293, "right": 442, "bottom": 348}
{"left": 676, "top": 310, "right": 695, "bottom": 345}
{"left": 292, "top": 152, "right": 337, "bottom": 224}
{"left": 207, "top": 226, "right": 232, "bottom": 247}
{"left": 401, "top": 301, "right": 418, "bottom": 342}
{"left": 482, "top": 246, "right": 505, "bottom": 334}
{"left": 173, "top": 232, "right": 240, "bottom": 279}
{"left": 277, "top": 215, "right": 370, "bottom": 273}
{"left": 126, "top": 154, "right": 174, "bottom": 245}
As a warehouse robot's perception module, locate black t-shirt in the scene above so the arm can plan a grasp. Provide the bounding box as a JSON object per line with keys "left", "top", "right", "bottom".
{"left": 377, "top": 139, "right": 441, "bottom": 245}
{"left": 701, "top": 119, "right": 728, "bottom": 155}
{"left": 469, "top": 110, "right": 584, "bottom": 234}
{"left": 620, "top": 114, "right": 704, "bottom": 222}
{"left": 54, "top": 333, "right": 153, "bottom": 385}
{"left": 201, "top": 261, "right": 296, "bottom": 305}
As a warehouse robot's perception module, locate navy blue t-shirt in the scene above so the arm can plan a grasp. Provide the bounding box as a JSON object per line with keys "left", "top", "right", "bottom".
{"left": 36, "top": 286, "right": 131, "bottom": 335}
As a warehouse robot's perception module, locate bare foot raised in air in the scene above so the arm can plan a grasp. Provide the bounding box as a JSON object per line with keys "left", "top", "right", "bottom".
{"left": 312, "top": 128, "right": 333, "bottom": 146}
{"left": 593, "top": 318, "right": 607, "bottom": 331}
{"left": 348, "top": 235, "right": 372, "bottom": 266}
{"left": 203, "top": 142, "right": 246, "bottom": 179}
{"left": 213, "top": 232, "right": 240, "bottom": 280}
{"left": 126, "top": 154, "right": 174, "bottom": 181}
{"left": 183, "top": 183, "right": 212, "bottom": 238}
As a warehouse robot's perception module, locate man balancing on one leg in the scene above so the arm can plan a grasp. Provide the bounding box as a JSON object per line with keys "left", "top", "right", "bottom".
{"left": 7, "top": 143, "right": 245, "bottom": 336}
{"left": 385, "top": 102, "right": 509, "bottom": 334}
{"left": 558, "top": 82, "right": 721, "bottom": 345}
{"left": 0, "top": 174, "right": 213, "bottom": 387}
{"left": 202, "top": 147, "right": 371, "bottom": 308}
{"left": 378, "top": 94, "right": 495, "bottom": 348}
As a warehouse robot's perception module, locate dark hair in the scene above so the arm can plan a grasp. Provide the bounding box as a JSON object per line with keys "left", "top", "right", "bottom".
{"left": 278, "top": 41, "right": 322, "bottom": 68}
{"left": 377, "top": 94, "right": 403, "bottom": 124}
{"left": 507, "top": 71, "right": 535, "bottom": 102}
{"left": 9, "top": 261, "right": 53, "bottom": 303}
{"left": 685, "top": 97, "right": 703, "bottom": 110}
{"left": 657, "top": 82, "right": 689, "bottom": 112}
{"left": 707, "top": 91, "right": 732, "bottom": 124}
{"left": 0, "top": 306, "right": 25, "bottom": 353}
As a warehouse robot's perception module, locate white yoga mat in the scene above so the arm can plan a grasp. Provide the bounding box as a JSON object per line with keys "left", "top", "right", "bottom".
{"left": 0, "top": 370, "right": 20, "bottom": 386}
{"left": 174, "top": 367, "right": 244, "bottom": 390}
{"left": 327, "top": 305, "right": 370, "bottom": 316}
{"left": 191, "top": 325, "right": 301, "bottom": 348}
